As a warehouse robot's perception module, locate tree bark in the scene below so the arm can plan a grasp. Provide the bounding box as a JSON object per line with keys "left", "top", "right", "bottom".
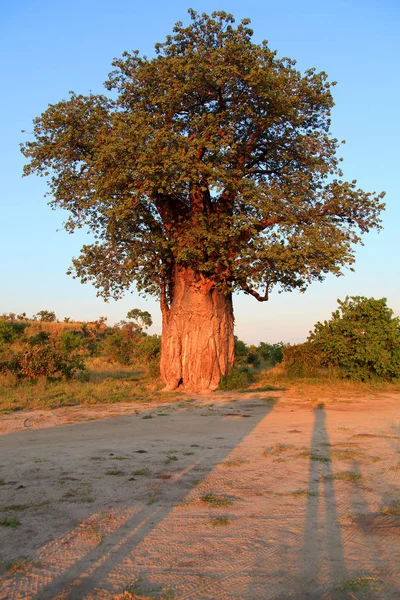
{"left": 160, "top": 267, "right": 235, "bottom": 392}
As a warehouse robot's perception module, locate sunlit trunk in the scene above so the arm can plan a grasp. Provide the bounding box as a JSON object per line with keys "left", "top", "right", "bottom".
{"left": 160, "top": 267, "right": 234, "bottom": 392}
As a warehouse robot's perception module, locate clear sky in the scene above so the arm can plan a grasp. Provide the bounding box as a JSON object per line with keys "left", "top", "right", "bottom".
{"left": 1, "top": 0, "right": 399, "bottom": 344}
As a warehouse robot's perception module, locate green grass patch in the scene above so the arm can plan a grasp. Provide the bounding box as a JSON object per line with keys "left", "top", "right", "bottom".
{"left": 222, "top": 457, "right": 248, "bottom": 467}
{"left": 210, "top": 516, "right": 232, "bottom": 527}
{"left": 164, "top": 455, "right": 178, "bottom": 465}
{"left": 200, "top": 493, "right": 233, "bottom": 507}
{"left": 340, "top": 577, "right": 378, "bottom": 592}
{"left": 298, "top": 452, "right": 331, "bottom": 463}
{"left": 331, "top": 449, "right": 381, "bottom": 462}
{"left": 235, "top": 385, "right": 285, "bottom": 393}
{"left": 0, "top": 501, "right": 49, "bottom": 511}
{"left": 380, "top": 499, "right": 400, "bottom": 516}
{"left": 325, "top": 472, "right": 365, "bottom": 483}
{"left": 132, "top": 467, "right": 152, "bottom": 476}
{"left": 0, "top": 516, "right": 20, "bottom": 528}
{"left": 263, "top": 444, "right": 294, "bottom": 456}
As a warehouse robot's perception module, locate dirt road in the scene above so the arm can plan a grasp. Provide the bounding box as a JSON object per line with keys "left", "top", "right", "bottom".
{"left": 0, "top": 393, "right": 399, "bottom": 599}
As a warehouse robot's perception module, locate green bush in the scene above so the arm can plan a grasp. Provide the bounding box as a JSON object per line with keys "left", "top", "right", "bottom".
{"left": 27, "top": 331, "right": 50, "bottom": 346}
{"left": 257, "top": 342, "right": 284, "bottom": 366}
{"left": 135, "top": 334, "right": 161, "bottom": 361}
{"left": 101, "top": 323, "right": 141, "bottom": 365}
{"left": 58, "top": 331, "right": 83, "bottom": 352}
{"left": 284, "top": 297, "right": 400, "bottom": 381}
{"left": 0, "top": 343, "right": 85, "bottom": 382}
{"left": 0, "top": 320, "right": 29, "bottom": 346}
{"left": 219, "top": 367, "right": 254, "bottom": 390}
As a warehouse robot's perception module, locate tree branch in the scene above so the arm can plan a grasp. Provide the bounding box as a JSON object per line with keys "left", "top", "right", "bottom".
{"left": 240, "top": 282, "right": 269, "bottom": 302}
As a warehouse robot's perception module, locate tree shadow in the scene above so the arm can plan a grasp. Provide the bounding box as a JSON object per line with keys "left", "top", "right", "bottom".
{"left": 0, "top": 397, "right": 276, "bottom": 599}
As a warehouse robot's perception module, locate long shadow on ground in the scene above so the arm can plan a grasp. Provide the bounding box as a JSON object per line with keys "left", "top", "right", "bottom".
{"left": 0, "top": 396, "right": 276, "bottom": 599}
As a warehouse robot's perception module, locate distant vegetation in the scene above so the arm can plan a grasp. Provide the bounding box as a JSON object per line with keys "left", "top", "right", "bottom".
{"left": 0, "top": 309, "right": 160, "bottom": 384}
{"left": 0, "top": 295, "right": 398, "bottom": 414}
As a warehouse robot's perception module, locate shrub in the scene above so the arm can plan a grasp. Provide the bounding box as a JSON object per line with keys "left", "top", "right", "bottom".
{"left": 257, "top": 342, "right": 284, "bottom": 366}
{"left": 0, "top": 320, "right": 29, "bottom": 346}
{"left": 1, "top": 343, "right": 85, "bottom": 382}
{"left": 59, "top": 331, "right": 83, "bottom": 353}
{"left": 284, "top": 297, "right": 400, "bottom": 381}
{"left": 135, "top": 334, "right": 161, "bottom": 361}
{"left": 27, "top": 331, "right": 50, "bottom": 346}
{"left": 101, "top": 323, "right": 141, "bottom": 365}
{"left": 219, "top": 366, "right": 254, "bottom": 390}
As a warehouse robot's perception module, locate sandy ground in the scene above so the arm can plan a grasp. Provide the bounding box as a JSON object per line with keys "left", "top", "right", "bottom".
{"left": 0, "top": 391, "right": 399, "bottom": 599}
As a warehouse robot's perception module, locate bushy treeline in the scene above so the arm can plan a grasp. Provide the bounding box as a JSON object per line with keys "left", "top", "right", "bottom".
{"left": 0, "top": 310, "right": 161, "bottom": 382}
{"left": 283, "top": 297, "right": 400, "bottom": 381}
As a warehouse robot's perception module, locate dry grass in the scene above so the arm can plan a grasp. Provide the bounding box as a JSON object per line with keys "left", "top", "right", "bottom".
{"left": 0, "top": 358, "right": 180, "bottom": 414}
{"left": 259, "top": 366, "right": 400, "bottom": 402}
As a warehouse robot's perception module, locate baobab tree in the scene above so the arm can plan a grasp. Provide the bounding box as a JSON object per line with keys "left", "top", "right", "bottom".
{"left": 22, "top": 10, "right": 384, "bottom": 391}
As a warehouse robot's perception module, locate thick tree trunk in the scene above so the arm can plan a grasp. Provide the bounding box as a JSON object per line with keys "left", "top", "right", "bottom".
{"left": 160, "top": 267, "right": 234, "bottom": 392}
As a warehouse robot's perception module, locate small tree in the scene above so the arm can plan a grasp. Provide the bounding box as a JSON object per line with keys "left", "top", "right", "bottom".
{"left": 36, "top": 310, "right": 57, "bottom": 322}
{"left": 126, "top": 309, "right": 153, "bottom": 331}
{"left": 22, "top": 10, "right": 384, "bottom": 391}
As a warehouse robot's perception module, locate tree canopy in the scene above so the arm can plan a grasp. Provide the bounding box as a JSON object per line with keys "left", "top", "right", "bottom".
{"left": 22, "top": 9, "right": 385, "bottom": 310}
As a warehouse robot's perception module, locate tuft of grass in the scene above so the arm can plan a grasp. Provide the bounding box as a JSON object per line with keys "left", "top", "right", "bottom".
{"left": 200, "top": 493, "right": 233, "bottom": 507}
{"left": 0, "top": 501, "right": 49, "bottom": 512}
{"left": 236, "top": 385, "right": 285, "bottom": 393}
{"left": 0, "top": 478, "right": 5, "bottom": 486}
{"left": 125, "top": 578, "right": 175, "bottom": 599}
{"left": 105, "top": 469, "right": 125, "bottom": 476}
{"left": 340, "top": 577, "right": 379, "bottom": 592}
{"left": 276, "top": 489, "right": 317, "bottom": 498}
{"left": 132, "top": 467, "right": 152, "bottom": 476}
{"left": 380, "top": 499, "right": 400, "bottom": 516}
{"left": 325, "top": 472, "right": 365, "bottom": 483}
{"left": 332, "top": 449, "right": 381, "bottom": 462}
{"left": 62, "top": 484, "right": 94, "bottom": 503}
{"left": 164, "top": 455, "right": 178, "bottom": 465}
{"left": 89, "top": 456, "right": 106, "bottom": 461}
{"left": 210, "top": 516, "right": 232, "bottom": 527}
{"left": 7, "top": 557, "right": 31, "bottom": 574}
{"left": 0, "top": 516, "right": 20, "bottom": 528}
{"left": 263, "top": 444, "right": 293, "bottom": 456}
{"left": 142, "top": 414, "right": 153, "bottom": 419}
{"left": 222, "top": 457, "right": 248, "bottom": 467}
{"left": 183, "top": 451, "right": 195, "bottom": 456}
{"left": 298, "top": 452, "right": 331, "bottom": 463}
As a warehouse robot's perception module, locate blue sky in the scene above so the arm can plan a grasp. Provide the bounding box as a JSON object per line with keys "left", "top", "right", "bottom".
{"left": 1, "top": 0, "right": 399, "bottom": 343}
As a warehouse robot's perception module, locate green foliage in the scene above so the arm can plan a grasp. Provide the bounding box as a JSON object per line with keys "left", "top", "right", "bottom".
{"left": 233, "top": 337, "right": 283, "bottom": 369}
{"left": 135, "top": 334, "right": 161, "bottom": 361}
{"left": 284, "top": 297, "right": 400, "bottom": 381}
{"left": 101, "top": 322, "right": 142, "bottom": 365}
{"left": 126, "top": 309, "right": 152, "bottom": 330}
{"left": 219, "top": 366, "right": 254, "bottom": 390}
{"left": 257, "top": 342, "right": 284, "bottom": 365}
{"left": 1, "top": 343, "right": 84, "bottom": 382}
{"left": 36, "top": 310, "right": 57, "bottom": 322}
{"left": 22, "top": 10, "right": 384, "bottom": 308}
{"left": 27, "top": 331, "right": 50, "bottom": 346}
{"left": 0, "top": 321, "right": 29, "bottom": 346}
{"left": 58, "top": 331, "right": 83, "bottom": 352}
